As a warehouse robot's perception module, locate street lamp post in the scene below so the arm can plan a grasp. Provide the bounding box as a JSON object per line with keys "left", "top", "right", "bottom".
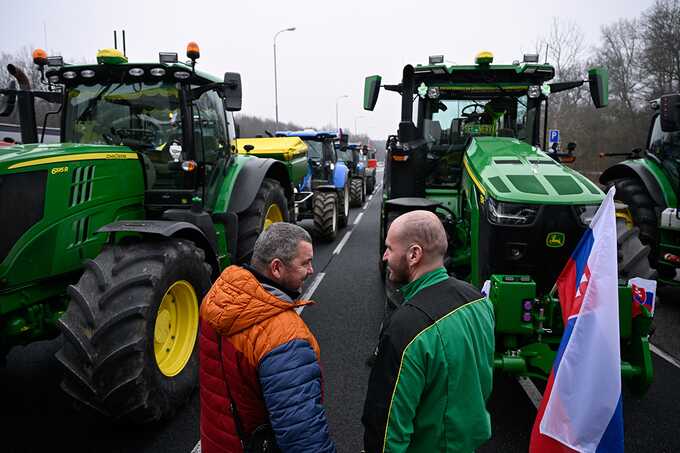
{"left": 335, "top": 95, "right": 349, "bottom": 130}
{"left": 354, "top": 115, "right": 365, "bottom": 135}
{"left": 274, "top": 27, "right": 296, "bottom": 130}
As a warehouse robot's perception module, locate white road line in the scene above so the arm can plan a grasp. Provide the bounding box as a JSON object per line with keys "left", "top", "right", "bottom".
{"left": 191, "top": 441, "right": 201, "bottom": 453}
{"left": 354, "top": 212, "right": 364, "bottom": 225}
{"left": 296, "top": 272, "right": 327, "bottom": 315}
{"left": 517, "top": 376, "right": 542, "bottom": 409}
{"left": 332, "top": 231, "right": 352, "bottom": 255}
{"left": 368, "top": 194, "right": 373, "bottom": 202}
{"left": 651, "top": 343, "right": 680, "bottom": 369}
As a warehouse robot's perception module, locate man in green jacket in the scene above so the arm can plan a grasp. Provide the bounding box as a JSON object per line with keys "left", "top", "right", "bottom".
{"left": 362, "top": 210, "right": 495, "bottom": 453}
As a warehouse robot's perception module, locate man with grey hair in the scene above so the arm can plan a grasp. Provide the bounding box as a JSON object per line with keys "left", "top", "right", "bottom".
{"left": 199, "top": 222, "right": 336, "bottom": 453}
{"left": 362, "top": 210, "right": 494, "bottom": 453}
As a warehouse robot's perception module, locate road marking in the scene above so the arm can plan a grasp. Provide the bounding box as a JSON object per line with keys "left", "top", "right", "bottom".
{"left": 191, "top": 441, "right": 201, "bottom": 453}
{"left": 368, "top": 194, "right": 373, "bottom": 202}
{"left": 517, "top": 376, "right": 543, "bottom": 409}
{"left": 354, "top": 212, "right": 364, "bottom": 225}
{"left": 297, "top": 272, "right": 326, "bottom": 314}
{"left": 651, "top": 343, "right": 680, "bottom": 369}
{"left": 333, "top": 231, "right": 352, "bottom": 255}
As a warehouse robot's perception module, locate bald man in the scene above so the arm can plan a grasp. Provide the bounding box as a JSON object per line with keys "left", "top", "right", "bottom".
{"left": 362, "top": 210, "right": 495, "bottom": 453}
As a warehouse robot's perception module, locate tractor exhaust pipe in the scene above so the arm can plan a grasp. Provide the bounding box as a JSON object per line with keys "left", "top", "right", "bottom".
{"left": 3, "top": 63, "right": 38, "bottom": 143}
{"left": 7, "top": 64, "right": 32, "bottom": 90}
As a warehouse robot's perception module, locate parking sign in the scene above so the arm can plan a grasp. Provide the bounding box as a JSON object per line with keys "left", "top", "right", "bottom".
{"left": 549, "top": 129, "right": 560, "bottom": 145}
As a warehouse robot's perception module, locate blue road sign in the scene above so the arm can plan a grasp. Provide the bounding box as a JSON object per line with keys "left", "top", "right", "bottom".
{"left": 549, "top": 129, "right": 560, "bottom": 144}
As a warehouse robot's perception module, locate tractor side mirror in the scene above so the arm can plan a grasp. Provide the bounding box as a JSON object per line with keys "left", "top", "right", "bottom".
{"left": 660, "top": 94, "right": 680, "bottom": 132}
{"left": 588, "top": 67, "right": 608, "bottom": 108}
{"left": 223, "top": 72, "right": 242, "bottom": 112}
{"left": 363, "top": 75, "right": 382, "bottom": 111}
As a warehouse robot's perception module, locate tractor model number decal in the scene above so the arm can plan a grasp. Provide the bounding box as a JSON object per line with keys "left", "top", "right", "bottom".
{"left": 51, "top": 166, "right": 69, "bottom": 175}
{"left": 106, "top": 153, "right": 130, "bottom": 159}
{"left": 546, "top": 232, "right": 565, "bottom": 248}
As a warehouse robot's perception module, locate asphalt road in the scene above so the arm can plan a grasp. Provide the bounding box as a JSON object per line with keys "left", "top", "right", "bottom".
{"left": 2, "top": 170, "right": 679, "bottom": 452}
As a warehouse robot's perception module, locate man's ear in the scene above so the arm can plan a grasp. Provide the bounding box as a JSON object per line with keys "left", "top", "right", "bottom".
{"left": 269, "top": 258, "right": 284, "bottom": 279}
{"left": 407, "top": 244, "right": 423, "bottom": 266}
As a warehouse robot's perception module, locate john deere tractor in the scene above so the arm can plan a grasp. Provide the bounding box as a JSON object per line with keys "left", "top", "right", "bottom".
{"left": 600, "top": 94, "right": 680, "bottom": 285}
{"left": 0, "top": 45, "right": 300, "bottom": 423}
{"left": 364, "top": 52, "right": 654, "bottom": 393}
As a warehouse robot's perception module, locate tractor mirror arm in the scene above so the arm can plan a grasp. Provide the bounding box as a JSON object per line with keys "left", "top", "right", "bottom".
{"left": 548, "top": 80, "right": 584, "bottom": 94}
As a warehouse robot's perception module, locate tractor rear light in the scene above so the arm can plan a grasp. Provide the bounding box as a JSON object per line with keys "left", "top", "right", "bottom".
{"left": 664, "top": 253, "right": 680, "bottom": 264}
{"left": 128, "top": 67, "right": 144, "bottom": 76}
{"left": 62, "top": 71, "right": 77, "bottom": 79}
{"left": 174, "top": 71, "right": 191, "bottom": 80}
{"left": 392, "top": 155, "right": 409, "bottom": 162}
{"left": 80, "top": 70, "right": 95, "bottom": 78}
{"left": 181, "top": 160, "right": 197, "bottom": 172}
{"left": 150, "top": 68, "right": 166, "bottom": 77}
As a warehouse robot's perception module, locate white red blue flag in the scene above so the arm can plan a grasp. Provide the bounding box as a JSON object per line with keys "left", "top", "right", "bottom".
{"left": 530, "top": 187, "right": 623, "bottom": 453}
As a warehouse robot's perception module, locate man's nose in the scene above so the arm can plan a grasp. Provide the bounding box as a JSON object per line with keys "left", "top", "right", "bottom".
{"left": 382, "top": 250, "right": 388, "bottom": 261}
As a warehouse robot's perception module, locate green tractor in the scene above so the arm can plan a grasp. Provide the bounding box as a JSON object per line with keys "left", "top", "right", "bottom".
{"left": 0, "top": 45, "right": 301, "bottom": 422}
{"left": 364, "top": 52, "right": 655, "bottom": 393}
{"left": 600, "top": 94, "right": 680, "bottom": 285}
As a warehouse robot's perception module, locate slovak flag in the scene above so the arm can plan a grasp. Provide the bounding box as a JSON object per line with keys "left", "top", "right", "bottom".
{"left": 530, "top": 187, "right": 623, "bottom": 453}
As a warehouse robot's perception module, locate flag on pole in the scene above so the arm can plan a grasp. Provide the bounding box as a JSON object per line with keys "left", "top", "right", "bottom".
{"left": 530, "top": 187, "right": 624, "bottom": 453}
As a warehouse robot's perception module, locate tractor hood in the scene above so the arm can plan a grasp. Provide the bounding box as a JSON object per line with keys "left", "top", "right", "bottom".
{"left": 0, "top": 143, "right": 138, "bottom": 173}
{"left": 464, "top": 137, "right": 604, "bottom": 205}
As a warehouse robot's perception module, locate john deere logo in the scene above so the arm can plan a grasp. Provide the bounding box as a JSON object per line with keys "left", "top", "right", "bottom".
{"left": 546, "top": 232, "right": 565, "bottom": 248}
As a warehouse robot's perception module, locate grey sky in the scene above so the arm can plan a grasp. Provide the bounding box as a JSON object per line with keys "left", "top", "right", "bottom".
{"left": 2, "top": 0, "right": 654, "bottom": 139}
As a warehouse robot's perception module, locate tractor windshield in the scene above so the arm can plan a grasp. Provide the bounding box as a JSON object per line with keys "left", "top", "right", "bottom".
{"left": 422, "top": 95, "right": 536, "bottom": 147}
{"left": 63, "top": 81, "right": 182, "bottom": 151}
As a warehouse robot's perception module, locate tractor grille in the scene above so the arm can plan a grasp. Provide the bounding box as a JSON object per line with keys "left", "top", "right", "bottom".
{"left": 0, "top": 171, "right": 47, "bottom": 263}
{"left": 69, "top": 165, "right": 96, "bottom": 206}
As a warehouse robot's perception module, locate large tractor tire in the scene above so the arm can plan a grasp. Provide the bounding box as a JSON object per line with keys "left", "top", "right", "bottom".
{"left": 617, "top": 217, "right": 657, "bottom": 281}
{"left": 338, "top": 182, "right": 350, "bottom": 228}
{"left": 236, "top": 178, "right": 289, "bottom": 265}
{"left": 350, "top": 178, "right": 364, "bottom": 207}
{"left": 314, "top": 191, "right": 339, "bottom": 241}
{"left": 57, "top": 238, "right": 212, "bottom": 423}
{"left": 608, "top": 178, "right": 665, "bottom": 268}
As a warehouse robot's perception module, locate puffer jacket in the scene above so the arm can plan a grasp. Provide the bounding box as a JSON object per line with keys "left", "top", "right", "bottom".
{"left": 199, "top": 265, "right": 335, "bottom": 453}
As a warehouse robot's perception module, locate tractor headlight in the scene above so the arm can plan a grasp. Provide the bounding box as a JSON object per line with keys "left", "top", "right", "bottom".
{"left": 528, "top": 85, "right": 541, "bottom": 98}
{"left": 487, "top": 198, "right": 539, "bottom": 226}
{"left": 427, "top": 87, "right": 440, "bottom": 99}
{"left": 573, "top": 204, "right": 599, "bottom": 226}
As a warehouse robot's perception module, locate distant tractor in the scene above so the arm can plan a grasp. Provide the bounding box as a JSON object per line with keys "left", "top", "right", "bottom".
{"left": 600, "top": 94, "right": 680, "bottom": 284}
{"left": 364, "top": 52, "right": 654, "bottom": 394}
{"left": 337, "top": 143, "right": 369, "bottom": 206}
{"left": 0, "top": 44, "right": 300, "bottom": 423}
{"left": 275, "top": 130, "right": 350, "bottom": 240}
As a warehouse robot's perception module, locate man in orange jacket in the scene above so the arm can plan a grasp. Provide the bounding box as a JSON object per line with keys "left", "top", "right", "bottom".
{"left": 199, "top": 222, "right": 336, "bottom": 453}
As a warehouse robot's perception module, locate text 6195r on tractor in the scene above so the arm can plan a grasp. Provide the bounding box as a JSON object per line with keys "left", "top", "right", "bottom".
{"left": 364, "top": 52, "right": 654, "bottom": 393}
{"left": 0, "top": 44, "right": 302, "bottom": 422}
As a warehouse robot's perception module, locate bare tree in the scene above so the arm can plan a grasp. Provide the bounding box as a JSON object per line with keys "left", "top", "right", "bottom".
{"left": 642, "top": 0, "right": 680, "bottom": 96}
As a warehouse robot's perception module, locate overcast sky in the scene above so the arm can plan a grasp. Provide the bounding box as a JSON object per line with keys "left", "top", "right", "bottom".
{"left": 2, "top": 0, "right": 654, "bottom": 139}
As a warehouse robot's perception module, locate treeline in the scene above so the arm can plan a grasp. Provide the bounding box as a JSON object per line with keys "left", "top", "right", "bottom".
{"left": 544, "top": 0, "right": 680, "bottom": 175}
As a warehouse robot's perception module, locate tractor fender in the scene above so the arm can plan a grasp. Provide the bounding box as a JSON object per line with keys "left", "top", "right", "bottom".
{"left": 228, "top": 157, "right": 292, "bottom": 214}
{"left": 98, "top": 220, "right": 220, "bottom": 279}
{"left": 599, "top": 160, "right": 668, "bottom": 208}
{"left": 333, "top": 163, "right": 349, "bottom": 189}
{"left": 315, "top": 184, "right": 338, "bottom": 192}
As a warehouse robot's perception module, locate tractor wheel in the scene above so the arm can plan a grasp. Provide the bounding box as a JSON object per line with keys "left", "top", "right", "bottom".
{"left": 338, "top": 182, "right": 350, "bottom": 228}
{"left": 608, "top": 178, "right": 661, "bottom": 265}
{"left": 617, "top": 217, "right": 657, "bottom": 281}
{"left": 314, "top": 191, "right": 339, "bottom": 241}
{"left": 56, "top": 238, "right": 212, "bottom": 423}
{"left": 367, "top": 175, "right": 376, "bottom": 194}
{"left": 236, "top": 178, "right": 289, "bottom": 264}
{"left": 350, "top": 178, "right": 363, "bottom": 207}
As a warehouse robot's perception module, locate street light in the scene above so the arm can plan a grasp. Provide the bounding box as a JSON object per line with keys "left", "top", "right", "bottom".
{"left": 273, "top": 27, "right": 296, "bottom": 130}
{"left": 354, "top": 115, "right": 365, "bottom": 135}
{"left": 335, "top": 94, "right": 349, "bottom": 130}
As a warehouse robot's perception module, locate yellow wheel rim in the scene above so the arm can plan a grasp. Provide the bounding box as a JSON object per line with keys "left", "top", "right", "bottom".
{"left": 263, "top": 204, "right": 283, "bottom": 230}
{"left": 615, "top": 204, "right": 634, "bottom": 229}
{"left": 154, "top": 280, "right": 199, "bottom": 377}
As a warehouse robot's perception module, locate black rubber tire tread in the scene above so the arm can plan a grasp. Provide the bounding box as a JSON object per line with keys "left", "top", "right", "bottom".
{"left": 313, "top": 191, "right": 338, "bottom": 241}
{"left": 236, "top": 178, "right": 289, "bottom": 265}
{"left": 56, "top": 239, "right": 212, "bottom": 424}
{"left": 350, "top": 178, "right": 363, "bottom": 207}
{"left": 338, "top": 182, "right": 350, "bottom": 228}
{"left": 617, "top": 217, "right": 657, "bottom": 281}
{"left": 609, "top": 178, "right": 659, "bottom": 265}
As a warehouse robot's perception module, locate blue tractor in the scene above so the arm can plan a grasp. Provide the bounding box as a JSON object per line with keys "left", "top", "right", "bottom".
{"left": 337, "top": 143, "right": 370, "bottom": 207}
{"left": 276, "top": 130, "right": 350, "bottom": 240}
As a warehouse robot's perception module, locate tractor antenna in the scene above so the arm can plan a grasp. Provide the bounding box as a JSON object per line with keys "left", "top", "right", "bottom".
{"left": 122, "top": 30, "right": 126, "bottom": 56}
{"left": 114, "top": 30, "right": 118, "bottom": 50}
